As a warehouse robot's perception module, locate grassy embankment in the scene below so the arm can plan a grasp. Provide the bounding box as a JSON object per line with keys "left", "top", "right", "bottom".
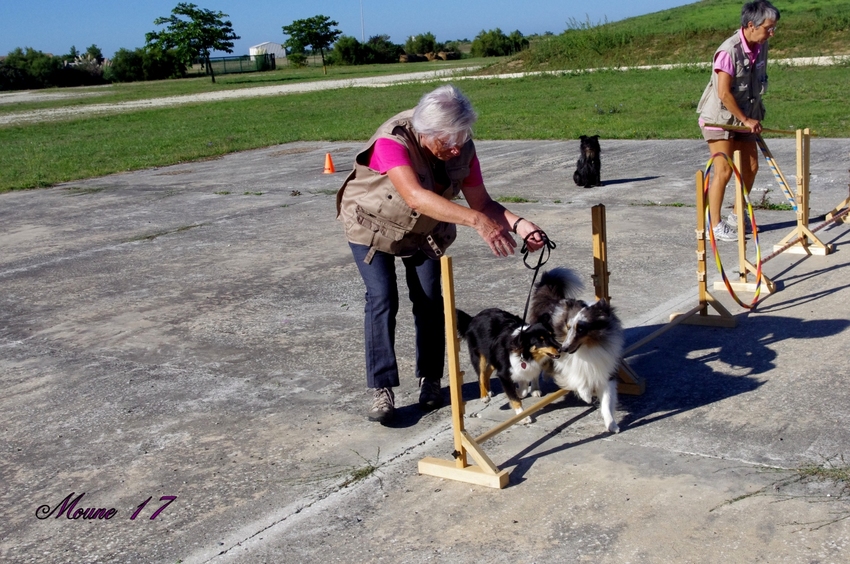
{"left": 1, "top": 0, "right": 848, "bottom": 192}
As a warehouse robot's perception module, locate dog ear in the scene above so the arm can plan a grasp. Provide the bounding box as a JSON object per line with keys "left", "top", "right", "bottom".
{"left": 591, "top": 299, "right": 615, "bottom": 318}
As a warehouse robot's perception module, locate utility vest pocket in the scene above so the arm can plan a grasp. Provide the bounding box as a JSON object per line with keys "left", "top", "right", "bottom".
{"left": 355, "top": 205, "right": 412, "bottom": 242}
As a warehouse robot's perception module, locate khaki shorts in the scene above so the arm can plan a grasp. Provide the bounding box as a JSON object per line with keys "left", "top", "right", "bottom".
{"left": 701, "top": 126, "right": 759, "bottom": 143}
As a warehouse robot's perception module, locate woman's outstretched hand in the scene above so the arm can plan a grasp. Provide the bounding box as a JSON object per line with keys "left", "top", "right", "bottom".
{"left": 475, "top": 215, "right": 517, "bottom": 257}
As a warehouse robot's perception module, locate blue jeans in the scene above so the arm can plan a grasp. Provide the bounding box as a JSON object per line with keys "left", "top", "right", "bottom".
{"left": 349, "top": 243, "right": 445, "bottom": 389}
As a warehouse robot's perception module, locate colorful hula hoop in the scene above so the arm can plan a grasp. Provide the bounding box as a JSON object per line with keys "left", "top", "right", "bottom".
{"left": 704, "top": 152, "right": 764, "bottom": 309}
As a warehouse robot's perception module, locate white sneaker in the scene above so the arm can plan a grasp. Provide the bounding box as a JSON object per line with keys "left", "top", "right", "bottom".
{"left": 727, "top": 212, "right": 752, "bottom": 234}
{"left": 711, "top": 220, "right": 737, "bottom": 242}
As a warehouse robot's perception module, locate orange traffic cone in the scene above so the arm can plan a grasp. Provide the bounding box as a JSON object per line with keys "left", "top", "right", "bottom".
{"left": 323, "top": 153, "right": 336, "bottom": 174}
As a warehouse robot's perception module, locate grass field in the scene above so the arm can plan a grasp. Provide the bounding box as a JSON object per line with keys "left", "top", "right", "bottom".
{"left": 1, "top": 0, "right": 848, "bottom": 192}
{"left": 503, "top": 0, "right": 850, "bottom": 71}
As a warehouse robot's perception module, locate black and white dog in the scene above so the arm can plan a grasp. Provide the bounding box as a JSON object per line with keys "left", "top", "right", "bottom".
{"left": 456, "top": 308, "right": 561, "bottom": 423}
{"left": 573, "top": 135, "right": 602, "bottom": 188}
{"left": 528, "top": 267, "right": 624, "bottom": 433}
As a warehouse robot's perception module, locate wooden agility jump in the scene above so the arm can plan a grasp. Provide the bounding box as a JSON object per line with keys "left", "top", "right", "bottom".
{"left": 417, "top": 205, "right": 643, "bottom": 488}
{"left": 714, "top": 129, "right": 849, "bottom": 296}
{"left": 641, "top": 165, "right": 740, "bottom": 348}
{"left": 418, "top": 194, "right": 734, "bottom": 488}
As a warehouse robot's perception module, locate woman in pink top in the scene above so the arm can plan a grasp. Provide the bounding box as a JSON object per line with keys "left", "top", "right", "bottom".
{"left": 337, "top": 84, "right": 548, "bottom": 424}
{"left": 696, "top": 1, "right": 780, "bottom": 242}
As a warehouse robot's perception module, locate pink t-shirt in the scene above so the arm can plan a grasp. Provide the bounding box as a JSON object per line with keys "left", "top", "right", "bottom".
{"left": 701, "top": 28, "right": 762, "bottom": 130}
{"left": 368, "top": 138, "right": 484, "bottom": 188}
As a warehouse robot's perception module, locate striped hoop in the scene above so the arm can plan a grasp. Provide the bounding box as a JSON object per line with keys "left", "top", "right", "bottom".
{"left": 704, "top": 152, "right": 764, "bottom": 309}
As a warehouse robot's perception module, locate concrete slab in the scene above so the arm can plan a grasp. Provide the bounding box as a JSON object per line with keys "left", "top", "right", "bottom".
{"left": 2, "top": 138, "right": 849, "bottom": 563}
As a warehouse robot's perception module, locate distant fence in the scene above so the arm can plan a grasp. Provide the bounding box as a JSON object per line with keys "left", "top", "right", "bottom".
{"left": 190, "top": 54, "right": 277, "bottom": 77}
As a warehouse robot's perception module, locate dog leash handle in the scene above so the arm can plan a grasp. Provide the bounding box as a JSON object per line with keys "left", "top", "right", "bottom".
{"left": 520, "top": 230, "right": 556, "bottom": 329}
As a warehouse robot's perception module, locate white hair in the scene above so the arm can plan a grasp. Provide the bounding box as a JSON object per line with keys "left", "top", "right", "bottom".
{"left": 411, "top": 84, "right": 477, "bottom": 144}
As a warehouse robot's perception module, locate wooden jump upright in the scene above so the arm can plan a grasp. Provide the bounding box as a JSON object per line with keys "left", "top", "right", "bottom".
{"left": 717, "top": 129, "right": 838, "bottom": 296}
{"left": 664, "top": 167, "right": 738, "bottom": 330}
{"left": 774, "top": 129, "right": 832, "bottom": 256}
{"left": 417, "top": 255, "right": 519, "bottom": 489}
{"left": 589, "top": 204, "right": 645, "bottom": 394}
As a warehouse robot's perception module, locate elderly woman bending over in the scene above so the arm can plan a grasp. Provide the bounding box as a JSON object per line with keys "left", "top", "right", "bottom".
{"left": 336, "top": 84, "right": 547, "bottom": 424}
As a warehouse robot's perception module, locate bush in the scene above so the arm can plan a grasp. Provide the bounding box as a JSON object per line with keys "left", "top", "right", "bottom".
{"left": 104, "top": 47, "right": 186, "bottom": 83}
{"left": 404, "top": 32, "right": 436, "bottom": 55}
{"left": 0, "top": 46, "right": 110, "bottom": 90}
{"left": 470, "top": 29, "right": 528, "bottom": 57}
{"left": 331, "top": 35, "right": 404, "bottom": 65}
{"left": 287, "top": 52, "right": 308, "bottom": 68}
{"left": 0, "top": 48, "right": 62, "bottom": 90}
{"left": 365, "top": 35, "right": 404, "bottom": 64}
{"left": 104, "top": 48, "right": 145, "bottom": 82}
{"left": 331, "top": 36, "right": 364, "bottom": 65}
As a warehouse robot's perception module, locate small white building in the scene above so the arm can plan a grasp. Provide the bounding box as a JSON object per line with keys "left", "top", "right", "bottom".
{"left": 249, "top": 42, "right": 286, "bottom": 61}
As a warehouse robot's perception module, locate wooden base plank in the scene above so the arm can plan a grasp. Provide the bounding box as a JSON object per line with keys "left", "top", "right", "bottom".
{"left": 418, "top": 457, "right": 510, "bottom": 489}
{"left": 672, "top": 311, "right": 737, "bottom": 328}
{"left": 714, "top": 280, "right": 774, "bottom": 294}
{"left": 775, "top": 243, "right": 833, "bottom": 255}
{"left": 617, "top": 362, "right": 645, "bottom": 395}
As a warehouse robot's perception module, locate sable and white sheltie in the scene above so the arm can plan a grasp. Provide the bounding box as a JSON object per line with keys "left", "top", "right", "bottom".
{"left": 528, "top": 267, "right": 624, "bottom": 433}
{"left": 456, "top": 308, "right": 561, "bottom": 423}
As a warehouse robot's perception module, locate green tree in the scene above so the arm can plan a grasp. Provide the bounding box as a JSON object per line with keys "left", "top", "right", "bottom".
{"left": 470, "top": 28, "right": 526, "bottom": 57}
{"left": 404, "top": 32, "right": 436, "bottom": 55}
{"left": 507, "top": 31, "right": 529, "bottom": 54}
{"left": 330, "top": 34, "right": 404, "bottom": 66}
{"left": 366, "top": 35, "right": 404, "bottom": 63}
{"left": 331, "top": 35, "right": 364, "bottom": 65}
{"left": 145, "top": 2, "right": 240, "bottom": 83}
{"left": 282, "top": 15, "right": 341, "bottom": 75}
{"left": 105, "top": 47, "right": 186, "bottom": 82}
{"left": 0, "top": 47, "right": 62, "bottom": 90}
{"left": 85, "top": 44, "right": 104, "bottom": 64}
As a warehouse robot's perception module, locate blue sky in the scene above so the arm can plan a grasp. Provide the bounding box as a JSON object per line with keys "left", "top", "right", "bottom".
{"left": 1, "top": 0, "right": 696, "bottom": 58}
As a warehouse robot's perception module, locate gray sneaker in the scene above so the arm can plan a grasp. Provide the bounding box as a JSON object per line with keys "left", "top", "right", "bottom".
{"left": 727, "top": 212, "right": 753, "bottom": 234}
{"left": 418, "top": 378, "right": 444, "bottom": 411}
{"left": 367, "top": 387, "right": 395, "bottom": 424}
{"left": 711, "top": 220, "right": 737, "bottom": 242}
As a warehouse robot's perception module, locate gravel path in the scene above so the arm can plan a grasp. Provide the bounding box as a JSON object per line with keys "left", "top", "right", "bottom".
{"left": 0, "top": 67, "right": 479, "bottom": 125}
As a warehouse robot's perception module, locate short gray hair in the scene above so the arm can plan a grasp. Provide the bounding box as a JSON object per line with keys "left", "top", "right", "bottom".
{"left": 411, "top": 84, "right": 477, "bottom": 144}
{"left": 741, "top": 0, "right": 780, "bottom": 28}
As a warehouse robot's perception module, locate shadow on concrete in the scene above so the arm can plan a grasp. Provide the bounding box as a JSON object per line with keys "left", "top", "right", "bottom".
{"left": 500, "top": 407, "right": 601, "bottom": 486}
{"left": 618, "top": 313, "right": 850, "bottom": 430}
{"left": 483, "top": 308, "right": 850, "bottom": 485}
{"left": 600, "top": 176, "right": 661, "bottom": 186}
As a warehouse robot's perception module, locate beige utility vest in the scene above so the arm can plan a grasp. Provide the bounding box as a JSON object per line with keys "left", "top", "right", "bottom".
{"left": 336, "top": 110, "right": 475, "bottom": 263}
{"left": 697, "top": 31, "right": 769, "bottom": 126}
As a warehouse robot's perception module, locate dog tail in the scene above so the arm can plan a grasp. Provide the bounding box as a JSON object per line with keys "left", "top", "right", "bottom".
{"left": 455, "top": 308, "right": 473, "bottom": 338}
{"left": 529, "top": 267, "right": 584, "bottom": 323}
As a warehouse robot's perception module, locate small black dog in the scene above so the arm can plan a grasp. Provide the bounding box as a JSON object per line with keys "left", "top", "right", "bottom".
{"left": 573, "top": 135, "right": 602, "bottom": 188}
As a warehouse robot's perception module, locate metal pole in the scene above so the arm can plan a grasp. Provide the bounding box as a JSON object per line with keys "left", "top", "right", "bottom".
{"left": 360, "top": 0, "right": 365, "bottom": 42}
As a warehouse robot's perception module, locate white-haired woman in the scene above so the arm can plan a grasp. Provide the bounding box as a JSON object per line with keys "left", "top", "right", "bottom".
{"left": 697, "top": 0, "right": 780, "bottom": 242}
{"left": 336, "top": 84, "right": 546, "bottom": 424}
